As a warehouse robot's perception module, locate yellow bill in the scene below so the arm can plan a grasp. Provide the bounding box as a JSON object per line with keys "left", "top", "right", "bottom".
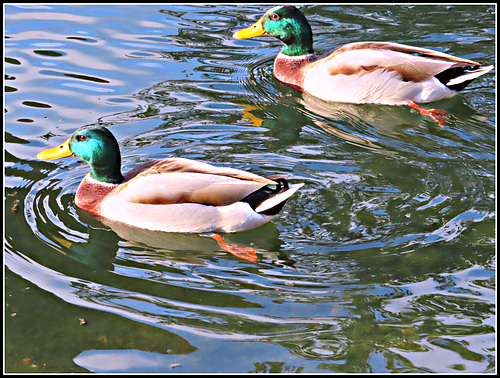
{"left": 37, "top": 138, "right": 74, "bottom": 160}
{"left": 233, "top": 17, "right": 266, "bottom": 39}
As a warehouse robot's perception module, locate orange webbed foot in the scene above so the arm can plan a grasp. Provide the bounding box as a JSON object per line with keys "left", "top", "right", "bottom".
{"left": 211, "top": 234, "right": 258, "bottom": 262}
{"left": 407, "top": 101, "right": 449, "bottom": 127}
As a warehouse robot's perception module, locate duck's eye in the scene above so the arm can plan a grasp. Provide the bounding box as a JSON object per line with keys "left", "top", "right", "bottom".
{"left": 269, "top": 13, "right": 281, "bottom": 21}
{"left": 76, "top": 135, "right": 87, "bottom": 142}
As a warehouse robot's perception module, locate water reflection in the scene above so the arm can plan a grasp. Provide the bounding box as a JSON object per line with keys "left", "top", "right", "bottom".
{"left": 299, "top": 92, "right": 442, "bottom": 132}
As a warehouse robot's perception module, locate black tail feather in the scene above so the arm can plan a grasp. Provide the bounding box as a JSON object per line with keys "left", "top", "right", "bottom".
{"left": 435, "top": 65, "right": 481, "bottom": 92}
{"left": 241, "top": 178, "right": 290, "bottom": 216}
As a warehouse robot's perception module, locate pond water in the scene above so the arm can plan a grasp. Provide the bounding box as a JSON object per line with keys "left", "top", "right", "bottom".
{"left": 4, "top": 4, "right": 496, "bottom": 373}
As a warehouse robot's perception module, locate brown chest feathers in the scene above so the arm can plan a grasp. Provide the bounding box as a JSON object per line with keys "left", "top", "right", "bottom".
{"left": 273, "top": 53, "right": 316, "bottom": 90}
{"left": 74, "top": 174, "right": 118, "bottom": 215}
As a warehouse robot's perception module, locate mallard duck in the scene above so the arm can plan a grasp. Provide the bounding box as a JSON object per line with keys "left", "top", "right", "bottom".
{"left": 37, "top": 125, "right": 303, "bottom": 234}
{"left": 233, "top": 5, "right": 493, "bottom": 120}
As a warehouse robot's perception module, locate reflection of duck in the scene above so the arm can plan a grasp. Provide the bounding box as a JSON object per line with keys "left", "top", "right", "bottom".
{"left": 299, "top": 92, "right": 416, "bottom": 126}
{"left": 103, "top": 217, "right": 222, "bottom": 253}
{"left": 298, "top": 92, "right": 437, "bottom": 137}
{"left": 47, "top": 207, "right": 288, "bottom": 265}
{"left": 101, "top": 217, "right": 290, "bottom": 263}
{"left": 37, "top": 125, "right": 303, "bottom": 234}
{"left": 233, "top": 5, "right": 493, "bottom": 125}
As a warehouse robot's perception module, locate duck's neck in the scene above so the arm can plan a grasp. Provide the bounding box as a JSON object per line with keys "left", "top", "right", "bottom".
{"left": 273, "top": 52, "right": 317, "bottom": 89}
{"left": 90, "top": 163, "right": 124, "bottom": 185}
{"left": 75, "top": 173, "right": 120, "bottom": 215}
{"left": 281, "top": 42, "right": 314, "bottom": 57}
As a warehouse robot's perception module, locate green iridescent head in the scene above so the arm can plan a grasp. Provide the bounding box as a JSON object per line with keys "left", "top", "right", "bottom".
{"left": 38, "top": 125, "right": 124, "bottom": 184}
{"left": 233, "top": 5, "right": 314, "bottom": 57}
